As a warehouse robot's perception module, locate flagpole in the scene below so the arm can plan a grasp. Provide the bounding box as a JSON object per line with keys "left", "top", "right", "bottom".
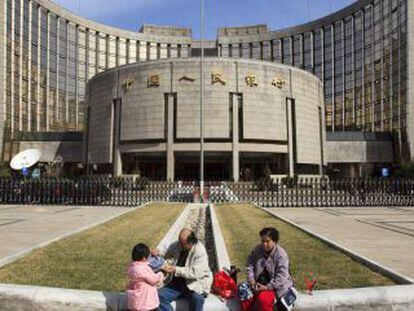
{"left": 200, "top": 0, "right": 205, "bottom": 199}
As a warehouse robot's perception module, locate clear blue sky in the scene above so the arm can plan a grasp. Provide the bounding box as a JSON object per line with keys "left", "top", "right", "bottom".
{"left": 53, "top": 0, "right": 356, "bottom": 39}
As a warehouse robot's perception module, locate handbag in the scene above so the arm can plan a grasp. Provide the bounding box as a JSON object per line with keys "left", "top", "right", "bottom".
{"left": 275, "top": 287, "right": 298, "bottom": 311}
{"left": 237, "top": 281, "right": 254, "bottom": 302}
{"left": 212, "top": 270, "right": 238, "bottom": 299}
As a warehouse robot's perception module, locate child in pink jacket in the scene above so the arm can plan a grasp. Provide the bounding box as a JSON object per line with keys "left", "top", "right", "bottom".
{"left": 126, "top": 243, "right": 164, "bottom": 311}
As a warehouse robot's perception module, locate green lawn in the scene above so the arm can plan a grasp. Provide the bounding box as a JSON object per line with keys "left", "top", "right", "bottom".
{"left": 0, "top": 203, "right": 185, "bottom": 292}
{"left": 215, "top": 203, "right": 394, "bottom": 290}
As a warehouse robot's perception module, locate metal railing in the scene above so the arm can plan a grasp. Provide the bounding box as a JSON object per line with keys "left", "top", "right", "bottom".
{"left": 0, "top": 177, "right": 414, "bottom": 207}
{"left": 0, "top": 178, "right": 195, "bottom": 206}
{"left": 206, "top": 179, "right": 414, "bottom": 207}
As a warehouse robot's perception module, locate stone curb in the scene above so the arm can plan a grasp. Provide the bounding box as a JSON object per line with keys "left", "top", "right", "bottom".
{"left": 258, "top": 205, "right": 414, "bottom": 285}
{"left": 0, "top": 204, "right": 148, "bottom": 269}
{"left": 156, "top": 203, "right": 193, "bottom": 252}
{"left": 1, "top": 283, "right": 414, "bottom": 310}
{"left": 295, "top": 284, "right": 414, "bottom": 310}
{"left": 209, "top": 204, "right": 231, "bottom": 271}
{"left": 0, "top": 283, "right": 119, "bottom": 311}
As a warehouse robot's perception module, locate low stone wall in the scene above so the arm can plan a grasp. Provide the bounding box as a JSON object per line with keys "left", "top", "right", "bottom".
{"left": 0, "top": 283, "right": 120, "bottom": 311}
{"left": 297, "top": 285, "right": 414, "bottom": 311}
{"left": 209, "top": 204, "right": 231, "bottom": 271}
{"left": 156, "top": 202, "right": 193, "bottom": 253}
{"left": 1, "top": 283, "right": 414, "bottom": 310}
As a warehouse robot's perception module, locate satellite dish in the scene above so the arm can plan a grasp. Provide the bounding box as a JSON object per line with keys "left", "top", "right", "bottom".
{"left": 10, "top": 149, "right": 41, "bottom": 170}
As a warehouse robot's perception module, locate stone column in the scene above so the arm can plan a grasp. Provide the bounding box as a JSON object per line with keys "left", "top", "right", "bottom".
{"left": 113, "top": 99, "right": 122, "bottom": 176}
{"left": 83, "top": 105, "right": 90, "bottom": 172}
{"left": 55, "top": 17, "right": 60, "bottom": 127}
{"left": 27, "top": 1, "right": 32, "bottom": 131}
{"left": 407, "top": 0, "right": 414, "bottom": 161}
{"left": 318, "top": 81, "right": 325, "bottom": 176}
{"left": 18, "top": 0, "right": 23, "bottom": 132}
{"left": 318, "top": 106, "right": 324, "bottom": 176}
{"left": 166, "top": 94, "right": 175, "bottom": 181}
{"left": 286, "top": 98, "right": 295, "bottom": 177}
{"left": 45, "top": 12, "right": 50, "bottom": 131}
{"left": 232, "top": 94, "right": 240, "bottom": 182}
{"left": 0, "top": 0, "right": 6, "bottom": 159}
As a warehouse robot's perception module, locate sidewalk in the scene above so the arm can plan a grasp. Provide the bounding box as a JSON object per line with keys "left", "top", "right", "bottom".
{"left": 0, "top": 205, "right": 131, "bottom": 267}
{"left": 264, "top": 207, "right": 414, "bottom": 280}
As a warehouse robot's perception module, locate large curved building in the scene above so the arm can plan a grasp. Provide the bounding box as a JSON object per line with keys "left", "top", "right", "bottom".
{"left": 86, "top": 58, "right": 324, "bottom": 181}
{"left": 0, "top": 0, "right": 411, "bottom": 178}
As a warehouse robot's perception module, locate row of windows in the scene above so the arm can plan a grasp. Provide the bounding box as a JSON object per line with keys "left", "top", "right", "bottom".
{"left": 5, "top": 0, "right": 191, "bottom": 136}
{"left": 219, "top": 0, "right": 407, "bottom": 132}
{"left": 3, "top": 0, "right": 409, "bottom": 137}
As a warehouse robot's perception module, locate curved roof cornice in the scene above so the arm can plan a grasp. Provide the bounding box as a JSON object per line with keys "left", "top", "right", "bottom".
{"left": 41, "top": 0, "right": 370, "bottom": 45}
{"left": 36, "top": 0, "right": 193, "bottom": 44}
{"left": 217, "top": 0, "right": 371, "bottom": 44}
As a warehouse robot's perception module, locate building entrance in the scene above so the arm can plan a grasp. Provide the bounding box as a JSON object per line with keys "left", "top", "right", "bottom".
{"left": 175, "top": 152, "right": 231, "bottom": 181}
{"left": 122, "top": 153, "right": 166, "bottom": 180}
{"left": 239, "top": 152, "right": 288, "bottom": 181}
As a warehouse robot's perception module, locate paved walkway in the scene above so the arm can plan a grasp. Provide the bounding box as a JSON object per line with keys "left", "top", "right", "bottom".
{"left": 0, "top": 205, "right": 131, "bottom": 266}
{"left": 264, "top": 207, "right": 414, "bottom": 280}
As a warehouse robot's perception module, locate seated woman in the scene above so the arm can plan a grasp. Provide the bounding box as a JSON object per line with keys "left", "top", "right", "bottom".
{"left": 242, "top": 227, "right": 294, "bottom": 311}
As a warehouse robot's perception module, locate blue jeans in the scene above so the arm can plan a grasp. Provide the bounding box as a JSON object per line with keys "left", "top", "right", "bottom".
{"left": 158, "top": 279, "right": 205, "bottom": 311}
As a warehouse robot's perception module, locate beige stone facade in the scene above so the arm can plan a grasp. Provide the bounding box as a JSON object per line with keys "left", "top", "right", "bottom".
{"left": 86, "top": 58, "right": 325, "bottom": 181}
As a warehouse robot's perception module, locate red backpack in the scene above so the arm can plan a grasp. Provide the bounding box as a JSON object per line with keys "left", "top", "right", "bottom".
{"left": 212, "top": 270, "right": 237, "bottom": 300}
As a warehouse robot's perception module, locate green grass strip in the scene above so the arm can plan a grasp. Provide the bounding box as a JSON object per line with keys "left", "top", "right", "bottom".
{"left": 215, "top": 203, "right": 394, "bottom": 290}
{"left": 0, "top": 203, "right": 185, "bottom": 292}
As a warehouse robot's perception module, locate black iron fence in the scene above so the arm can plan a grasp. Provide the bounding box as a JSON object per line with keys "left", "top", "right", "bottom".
{"left": 0, "top": 177, "right": 414, "bottom": 207}
{"left": 207, "top": 179, "right": 414, "bottom": 207}
{"left": 0, "top": 178, "right": 195, "bottom": 206}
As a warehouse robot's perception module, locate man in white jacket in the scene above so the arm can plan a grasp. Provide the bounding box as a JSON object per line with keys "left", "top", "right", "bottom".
{"left": 158, "top": 228, "right": 213, "bottom": 311}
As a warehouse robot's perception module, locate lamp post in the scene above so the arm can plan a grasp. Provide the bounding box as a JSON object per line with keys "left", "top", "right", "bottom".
{"left": 200, "top": 0, "right": 205, "bottom": 198}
